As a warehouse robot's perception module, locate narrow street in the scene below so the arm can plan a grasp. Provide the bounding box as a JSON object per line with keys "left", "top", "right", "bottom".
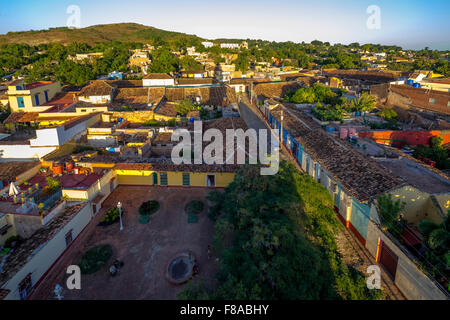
{"left": 237, "top": 94, "right": 294, "bottom": 164}
{"left": 237, "top": 93, "right": 405, "bottom": 300}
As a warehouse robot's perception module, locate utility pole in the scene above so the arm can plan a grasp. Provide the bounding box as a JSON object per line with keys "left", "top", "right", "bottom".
{"left": 280, "top": 107, "right": 284, "bottom": 148}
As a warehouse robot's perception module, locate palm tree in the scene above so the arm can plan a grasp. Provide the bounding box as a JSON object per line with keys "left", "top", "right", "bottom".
{"left": 350, "top": 92, "right": 376, "bottom": 113}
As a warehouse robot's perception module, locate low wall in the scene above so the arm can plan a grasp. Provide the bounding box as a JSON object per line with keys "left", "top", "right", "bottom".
{"left": 359, "top": 130, "right": 450, "bottom": 147}
{"left": 366, "top": 220, "right": 448, "bottom": 300}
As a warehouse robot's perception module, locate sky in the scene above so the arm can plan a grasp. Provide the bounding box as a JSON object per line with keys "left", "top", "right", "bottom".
{"left": 0, "top": 0, "right": 449, "bottom": 50}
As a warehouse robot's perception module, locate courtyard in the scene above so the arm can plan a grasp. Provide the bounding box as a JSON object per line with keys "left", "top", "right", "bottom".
{"left": 49, "top": 186, "right": 218, "bottom": 300}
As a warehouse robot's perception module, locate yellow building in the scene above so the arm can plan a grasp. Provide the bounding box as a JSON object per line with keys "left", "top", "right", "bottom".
{"left": 114, "top": 163, "right": 235, "bottom": 188}
{"left": 7, "top": 80, "right": 61, "bottom": 112}
{"left": 129, "top": 51, "right": 151, "bottom": 69}
{"left": 361, "top": 55, "right": 377, "bottom": 62}
{"left": 419, "top": 78, "right": 450, "bottom": 92}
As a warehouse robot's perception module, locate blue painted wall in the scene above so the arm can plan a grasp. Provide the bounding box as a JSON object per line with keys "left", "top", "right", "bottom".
{"left": 350, "top": 198, "right": 370, "bottom": 239}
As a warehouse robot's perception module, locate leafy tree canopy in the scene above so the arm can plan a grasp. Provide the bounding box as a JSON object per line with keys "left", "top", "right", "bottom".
{"left": 180, "top": 161, "right": 384, "bottom": 300}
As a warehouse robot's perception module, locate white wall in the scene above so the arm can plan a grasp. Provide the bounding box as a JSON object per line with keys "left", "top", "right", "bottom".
{"left": 143, "top": 79, "right": 175, "bottom": 87}
{"left": 79, "top": 95, "right": 111, "bottom": 104}
{"left": 0, "top": 145, "right": 56, "bottom": 160}
{"left": 30, "top": 118, "right": 87, "bottom": 147}
{"left": 30, "top": 128, "right": 59, "bottom": 146}
{"left": 2, "top": 204, "right": 94, "bottom": 300}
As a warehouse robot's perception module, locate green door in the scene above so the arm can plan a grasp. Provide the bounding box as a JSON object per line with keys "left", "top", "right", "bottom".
{"left": 152, "top": 172, "right": 158, "bottom": 185}
{"left": 160, "top": 173, "right": 168, "bottom": 186}
{"left": 182, "top": 173, "right": 190, "bottom": 186}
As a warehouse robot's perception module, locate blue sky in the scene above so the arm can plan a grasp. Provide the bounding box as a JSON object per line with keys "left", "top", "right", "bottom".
{"left": 0, "top": 0, "right": 449, "bottom": 50}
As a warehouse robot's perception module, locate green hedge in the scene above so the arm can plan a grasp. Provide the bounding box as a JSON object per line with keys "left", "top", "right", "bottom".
{"left": 79, "top": 244, "right": 112, "bottom": 274}
{"left": 100, "top": 207, "right": 121, "bottom": 225}
{"left": 139, "top": 200, "right": 160, "bottom": 216}
{"left": 185, "top": 200, "right": 204, "bottom": 215}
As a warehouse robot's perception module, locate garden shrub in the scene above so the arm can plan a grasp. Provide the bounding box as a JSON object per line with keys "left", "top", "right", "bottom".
{"left": 139, "top": 200, "right": 160, "bottom": 216}
{"left": 79, "top": 244, "right": 112, "bottom": 274}
{"left": 100, "top": 207, "right": 121, "bottom": 225}
{"left": 185, "top": 200, "right": 204, "bottom": 215}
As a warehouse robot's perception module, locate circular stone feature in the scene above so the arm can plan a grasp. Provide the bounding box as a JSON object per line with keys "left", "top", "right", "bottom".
{"left": 166, "top": 252, "right": 196, "bottom": 284}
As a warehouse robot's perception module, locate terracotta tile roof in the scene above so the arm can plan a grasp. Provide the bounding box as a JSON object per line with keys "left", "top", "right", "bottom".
{"left": 153, "top": 132, "right": 173, "bottom": 144}
{"left": 63, "top": 113, "right": 100, "bottom": 130}
{"left": 322, "top": 69, "right": 401, "bottom": 83}
{"left": 3, "top": 112, "right": 37, "bottom": 124}
{"left": 25, "top": 81, "right": 55, "bottom": 90}
{"left": 114, "top": 87, "right": 164, "bottom": 107}
{"left": 164, "top": 86, "right": 237, "bottom": 106}
{"left": 271, "top": 104, "right": 405, "bottom": 202}
{"left": 0, "top": 204, "right": 88, "bottom": 288}
{"left": 78, "top": 81, "right": 114, "bottom": 97}
{"left": 143, "top": 73, "right": 173, "bottom": 80}
{"left": 176, "top": 78, "right": 216, "bottom": 85}
{"left": 270, "top": 105, "right": 319, "bottom": 137}
{"left": 229, "top": 78, "right": 271, "bottom": 85}
{"left": 1, "top": 112, "right": 80, "bottom": 124}
{"left": 0, "top": 161, "right": 40, "bottom": 181}
{"left": 389, "top": 84, "right": 450, "bottom": 115}
{"left": 254, "top": 81, "right": 302, "bottom": 99}
{"left": 299, "top": 129, "right": 405, "bottom": 202}
{"left": 154, "top": 101, "right": 178, "bottom": 117}
{"left": 105, "top": 80, "right": 143, "bottom": 87}
{"left": 114, "top": 161, "right": 238, "bottom": 173}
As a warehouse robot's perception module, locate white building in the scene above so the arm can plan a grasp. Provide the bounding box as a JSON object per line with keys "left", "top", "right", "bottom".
{"left": 201, "top": 41, "right": 214, "bottom": 48}
{"left": 142, "top": 73, "right": 175, "bottom": 87}
{"left": 220, "top": 43, "right": 240, "bottom": 49}
{"left": 77, "top": 81, "right": 115, "bottom": 104}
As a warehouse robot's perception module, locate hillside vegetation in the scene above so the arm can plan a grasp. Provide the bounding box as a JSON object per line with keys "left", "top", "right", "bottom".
{"left": 0, "top": 23, "right": 202, "bottom": 46}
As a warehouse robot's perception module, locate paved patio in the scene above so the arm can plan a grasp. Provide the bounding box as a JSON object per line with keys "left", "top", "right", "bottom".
{"left": 50, "top": 186, "right": 218, "bottom": 300}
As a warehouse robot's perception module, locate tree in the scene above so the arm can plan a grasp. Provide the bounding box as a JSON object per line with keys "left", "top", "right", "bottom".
{"left": 379, "top": 108, "right": 397, "bottom": 121}
{"left": 290, "top": 87, "right": 316, "bottom": 104}
{"left": 46, "top": 177, "right": 60, "bottom": 191}
{"left": 350, "top": 92, "right": 376, "bottom": 112}
{"left": 418, "top": 214, "right": 450, "bottom": 281}
{"left": 179, "top": 56, "right": 202, "bottom": 71}
{"left": 148, "top": 48, "right": 179, "bottom": 73}
{"left": 179, "top": 161, "right": 384, "bottom": 300}
{"left": 413, "top": 136, "right": 450, "bottom": 170}
{"left": 235, "top": 52, "right": 250, "bottom": 72}
{"left": 377, "top": 194, "right": 406, "bottom": 238}
{"left": 174, "top": 99, "right": 199, "bottom": 116}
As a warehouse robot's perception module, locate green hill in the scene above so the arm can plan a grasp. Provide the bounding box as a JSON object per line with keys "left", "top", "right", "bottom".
{"left": 0, "top": 23, "right": 203, "bottom": 46}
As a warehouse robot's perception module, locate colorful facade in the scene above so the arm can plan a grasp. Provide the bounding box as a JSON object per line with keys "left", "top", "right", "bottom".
{"left": 7, "top": 80, "right": 61, "bottom": 112}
